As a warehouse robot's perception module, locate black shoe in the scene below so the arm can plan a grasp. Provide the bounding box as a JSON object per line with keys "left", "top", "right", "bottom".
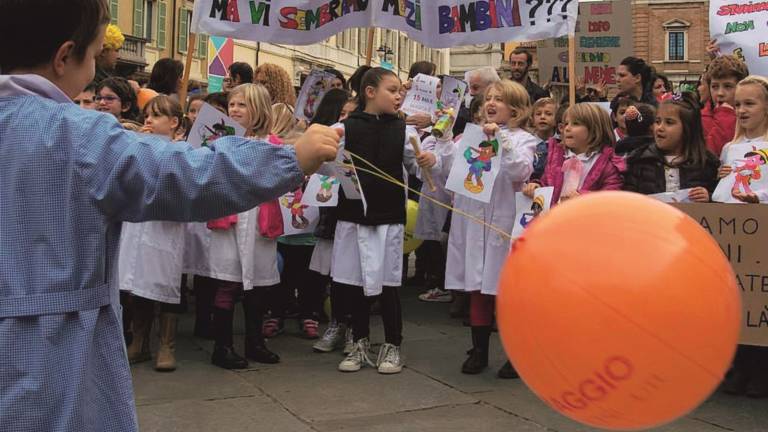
{"left": 211, "top": 346, "right": 248, "bottom": 370}
{"left": 498, "top": 361, "right": 520, "bottom": 379}
{"left": 461, "top": 348, "right": 488, "bottom": 374}
{"left": 722, "top": 369, "right": 749, "bottom": 395}
{"left": 246, "top": 343, "right": 281, "bottom": 364}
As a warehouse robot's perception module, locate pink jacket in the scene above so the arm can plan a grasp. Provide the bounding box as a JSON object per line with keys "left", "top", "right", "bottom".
{"left": 541, "top": 141, "right": 624, "bottom": 203}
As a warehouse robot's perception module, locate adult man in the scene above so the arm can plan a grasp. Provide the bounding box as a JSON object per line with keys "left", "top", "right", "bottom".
{"left": 508, "top": 48, "right": 549, "bottom": 103}
{"left": 223, "top": 62, "right": 254, "bottom": 91}
{"left": 454, "top": 66, "right": 501, "bottom": 135}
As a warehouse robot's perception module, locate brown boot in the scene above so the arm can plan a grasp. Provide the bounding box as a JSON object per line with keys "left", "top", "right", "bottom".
{"left": 155, "top": 312, "right": 178, "bottom": 372}
{"left": 126, "top": 297, "right": 153, "bottom": 364}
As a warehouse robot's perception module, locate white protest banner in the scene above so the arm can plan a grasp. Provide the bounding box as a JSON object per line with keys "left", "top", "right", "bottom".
{"left": 445, "top": 124, "right": 502, "bottom": 203}
{"left": 537, "top": 0, "right": 633, "bottom": 93}
{"left": 401, "top": 74, "right": 440, "bottom": 117}
{"left": 511, "top": 186, "right": 554, "bottom": 238}
{"left": 713, "top": 142, "right": 768, "bottom": 203}
{"left": 649, "top": 189, "right": 692, "bottom": 204}
{"left": 296, "top": 70, "right": 337, "bottom": 122}
{"left": 191, "top": 1, "right": 578, "bottom": 49}
{"left": 188, "top": 103, "right": 246, "bottom": 148}
{"left": 709, "top": 0, "right": 768, "bottom": 77}
{"left": 279, "top": 189, "right": 320, "bottom": 235}
{"left": 302, "top": 174, "right": 341, "bottom": 207}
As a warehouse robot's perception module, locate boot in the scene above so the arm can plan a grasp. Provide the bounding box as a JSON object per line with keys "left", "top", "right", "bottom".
{"left": 211, "top": 307, "right": 248, "bottom": 369}
{"left": 126, "top": 297, "right": 154, "bottom": 364}
{"left": 155, "top": 312, "right": 177, "bottom": 372}
{"left": 498, "top": 361, "right": 520, "bottom": 379}
{"left": 193, "top": 276, "right": 215, "bottom": 340}
{"left": 244, "top": 288, "right": 280, "bottom": 364}
{"left": 462, "top": 326, "right": 490, "bottom": 374}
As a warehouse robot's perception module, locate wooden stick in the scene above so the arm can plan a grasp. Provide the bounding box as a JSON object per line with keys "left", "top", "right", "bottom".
{"left": 409, "top": 136, "right": 437, "bottom": 193}
{"left": 568, "top": 34, "right": 576, "bottom": 107}
{"left": 178, "top": 32, "right": 197, "bottom": 111}
{"left": 364, "top": 29, "right": 375, "bottom": 66}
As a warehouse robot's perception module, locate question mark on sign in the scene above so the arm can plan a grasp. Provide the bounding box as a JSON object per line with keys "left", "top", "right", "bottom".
{"left": 546, "top": 0, "right": 557, "bottom": 23}
{"left": 560, "top": 0, "right": 574, "bottom": 20}
{"left": 527, "top": 0, "right": 545, "bottom": 25}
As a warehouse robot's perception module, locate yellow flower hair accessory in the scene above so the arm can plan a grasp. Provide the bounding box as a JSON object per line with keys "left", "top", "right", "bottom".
{"left": 103, "top": 24, "right": 125, "bottom": 50}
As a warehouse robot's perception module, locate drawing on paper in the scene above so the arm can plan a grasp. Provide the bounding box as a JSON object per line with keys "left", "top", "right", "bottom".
{"left": 463, "top": 137, "right": 499, "bottom": 194}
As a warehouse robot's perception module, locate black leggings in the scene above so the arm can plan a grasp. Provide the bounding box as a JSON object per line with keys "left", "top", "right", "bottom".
{"left": 338, "top": 283, "right": 402, "bottom": 346}
{"left": 271, "top": 243, "right": 325, "bottom": 320}
{"left": 420, "top": 240, "right": 446, "bottom": 285}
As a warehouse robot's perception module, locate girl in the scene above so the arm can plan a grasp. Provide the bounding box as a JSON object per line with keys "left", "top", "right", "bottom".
{"left": 435, "top": 80, "right": 538, "bottom": 378}
{"left": 331, "top": 68, "right": 425, "bottom": 374}
{"left": 530, "top": 97, "right": 557, "bottom": 181}
{"left": 524, "top": 103, "right": 623, "bottom": 205}
{"left": 718, "top": 76, "right": 768, "bottom": 398}
{"left": 311, "top": 90, "right": 357, "bottom": 354}
{"left": 187, "top": 93, "right": 206, "bottom": 125}
{"left": 184, "top": 84, "right": 282, "bottom": 370}
{"left": 623, "top": 92, "right": 719, "bottom": 200}
{"left": 96, "top": 77, "right": 142, "bottom": 129}
{"left": 119, "top": 95, "right": 186, "bottom": 372}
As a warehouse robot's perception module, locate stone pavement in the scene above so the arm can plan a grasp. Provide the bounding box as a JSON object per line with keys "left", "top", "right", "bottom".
{"left": 132, "top": 288, "right": 768, "bottom": 432}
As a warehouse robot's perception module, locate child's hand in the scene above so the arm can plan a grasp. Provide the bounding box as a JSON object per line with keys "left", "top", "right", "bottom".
{"left": 732, "top": 190, "right": 760, "bottom": 204}
{"left": 560, "top": 190, "right": 580, "bottom": 202}
{"left": 483, "top": 123, "right": 500, "bottom": 136}
{"left": 139, "top": 125, "right": 153, "bottom": 134}
{"left": 718, "top": 165, "right": 732, "bottom": 179}
{"left": 406, "top": 112, "right": 433, "bottom": 130}
{"left": 706, "top": 39, "right": 720, "bottom": 59}
{"left": 294, "top": 125, "right": 342, "bottom": 175}
{"left": 688, "top": 187, "right": 710, "bottom": 203}
{"left": 417, "top": 152, "right": 437, "bottom": 169}
{"left": 522, "top": 183, "right": 539, "bottom": 198}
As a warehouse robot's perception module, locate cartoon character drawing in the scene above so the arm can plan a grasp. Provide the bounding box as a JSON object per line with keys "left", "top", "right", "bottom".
{"left": 304, "top": 79, "right": 327, "bottom": 119}
{"left": 316, "top": 175, "right": 340, "bottom": 203}
{"left": 280, "top": 192, "right": 310, "bottom": 229}
{"left": 519, "top": 195, "right": 546, "bottom": 228}
{"left": 463, "top": 137, "right": 499, "bottom": 194}
{"left": 341, "top": 155, "right": 362, "bottom": 193}
{"left": 200, "top": 119, "right": 236, "bottom": 147}
{"left": 732, "top": 148, "right": 768, "bottom": 196}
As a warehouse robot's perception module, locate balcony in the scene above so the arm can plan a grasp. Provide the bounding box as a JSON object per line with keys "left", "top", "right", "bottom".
{"left": 119, "top": 35, "right": 149, "bottom": 68}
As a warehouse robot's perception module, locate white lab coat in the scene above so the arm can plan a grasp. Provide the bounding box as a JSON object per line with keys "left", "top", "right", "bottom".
{"left": 414, "top": 135, "right": 453, "bottom": 241}
{"left": 436, "top": 127, "right": 538, "bottom": 296}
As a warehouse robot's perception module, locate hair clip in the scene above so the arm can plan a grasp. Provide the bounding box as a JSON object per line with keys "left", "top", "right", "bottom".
{"left": 671, "top": 92, "right": 683, "bottom": 102}
{"left": 624, "top": 105, "right": 642, "bottom": 122}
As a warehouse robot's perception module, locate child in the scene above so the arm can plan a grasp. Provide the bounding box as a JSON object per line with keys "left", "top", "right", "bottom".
{"left": 331, "top": 68, "right": 424, "bottom": 374}
{"left": 623, "top": 93, "right": 719, "bottom": 200}
{"left": 615, "top": 103, "right": 656, "bottom": 157}
{"left": 96, "top": 76, "right": 142, "bottom": 128}
{"left": 610, "top": 92, "right": 639, "bottom": 141}
{"left": 186, "top": 93, "right": 206, "bottom": 125}
{"left": 185, "top": 84, "right": 284, "bottom": 370}
{"left": 702, "top": 55, "right": 750, "bottom": 157}
{"left": 530, "top": 97, "right": 557, "bottom": 181}
{"left": 435, "top": 80, "right": 538, "bottom": 378}
{"left": 74, "top": 82, "right": 97, "bottom": 110}
{"left": 119, "top": 95, "right": 187, "bottom": 372}
{"left": 524, "top": 103, "right": 623, "bottom": 204}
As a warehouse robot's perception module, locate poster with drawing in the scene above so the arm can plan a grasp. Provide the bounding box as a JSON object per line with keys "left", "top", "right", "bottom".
{"left": 445, "top": 124, "right": 502, "bottom": 203}
{"left": 650, "top": 189, "right": 692, "bottom": 203}
{"left": 333, "top": 149, "right": 368, "bottom": 215}
{"left": 433, "top": 76, "right": 468, "bottom": 135}
{"left": 295, "top": 70, "right": 336, "bottom": 122}
{"left": 713, "top": 142, "right": 768, "bottom": 203}
{"left": 511, "top": 187, "right": 554, "bottom": 239}
{"left": 401, "top": 73, "right": 440, "bottom": 117}
{"left": 302, "top": 173, "right": 340, "bottom": 207}
{"left": 188, "top": 102, "right": 246, "bottom": 149}
{"left": 279, "top": 189, "right": 319, "bottom": 235}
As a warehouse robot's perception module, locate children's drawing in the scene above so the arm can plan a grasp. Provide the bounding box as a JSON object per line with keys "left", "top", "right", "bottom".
{"left": 445, "top": 124, "right": 502, "bottom": 204}
{"left": 279, "top": 189, "right": 319, "bottom": 235}
{"left": 302, "top": 173, "right": 340, "bottom": 207}
{"left": 332, "top": 149, "right": 368, "bottom": 214}
{"left": 732, "top": 149, "right": 768, "bottom": 195}
{"left": 713, "top": 142, "right": 768, "bottom": 203}
{"left": 295, "top": 70, "right": 336, "bottom": 122}
{"left": 187, "top": 102, "right": 246, "bottom": 149}
{"left": 511, "top": 187, "right": 554, "bottom": 239}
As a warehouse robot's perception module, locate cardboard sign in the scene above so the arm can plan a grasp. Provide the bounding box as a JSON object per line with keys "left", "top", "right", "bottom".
{"left": 710, "top": 0, "right": 768, "bottom": 77}
{"left": 295, "top": 70, "right": 336, "bottom": 122}
{"left": 401, "top": 73, "right": 440, "bottom": 117}
{"left": 187, "top": 103, "right": 246, "bottom": 149}
{"left": 445, "top": 124, "right": 502, "bottom": 203}
{"left": 674, "top": 203, "right": 768, "bottom": 347}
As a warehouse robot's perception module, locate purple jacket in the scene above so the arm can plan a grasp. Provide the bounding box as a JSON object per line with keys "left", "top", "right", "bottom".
{"left": 541, "top": 141, "right": 625, "bottom": 203}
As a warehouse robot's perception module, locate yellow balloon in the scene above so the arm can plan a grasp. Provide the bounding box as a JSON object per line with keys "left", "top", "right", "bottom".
{"left": 403, "top": 199, "right": 423, "bottom": 254}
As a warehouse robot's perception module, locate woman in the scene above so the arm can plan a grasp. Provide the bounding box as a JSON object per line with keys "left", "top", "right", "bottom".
{"left": 148, "top": 58, "right": 184, "bottom": 97}
{"left": 616, "top": 56, "right": 657, "bottom": 106}
{"left": 255, "top": 63, "right": 297, "bottom": 106}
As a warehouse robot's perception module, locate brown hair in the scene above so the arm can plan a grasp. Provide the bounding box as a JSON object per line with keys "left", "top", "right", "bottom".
{"left": 707, "top": 55, "right": 750, "bottom": 84}
{"left": 143, "top": 94, "right": 183, "bottom": 135}
{"left": 255, "top": 63, "right": 297, "bottom": 107}
{"left": 565, "top": 103, "right": 616, "bottom": 153}
{"left": 484, "top": 80, "right": 531, "bottom": 129}
{"left": 657, "top": 92, "right": 709, "bottom": 168}
{"left": 229, "top": 84, "right": 273, "bottom": 138}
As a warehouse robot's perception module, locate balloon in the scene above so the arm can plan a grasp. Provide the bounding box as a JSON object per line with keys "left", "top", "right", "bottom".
{"left": 136, "top": 88, "right": 159, "bottom": 110}
{"left": 403, "top": 199, "right": 423, "bottom": 254}
{"left": 497, "top": 192, "right": 740, "bottom": 431}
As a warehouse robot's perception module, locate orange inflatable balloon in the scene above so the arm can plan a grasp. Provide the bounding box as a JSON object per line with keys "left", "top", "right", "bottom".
{"left": 136, "top": 88, "right": 159, "bottom": 110}
{"left": 497, "top": 192, "right": 740, "bottom": 431}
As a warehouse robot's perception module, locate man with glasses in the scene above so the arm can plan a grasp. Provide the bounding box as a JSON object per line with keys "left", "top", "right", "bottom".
{"left": 508, "top": 47, "right": 549, "bottom": 103}
{"left": 73, "top": 83, "right": 97, "bottom": 110}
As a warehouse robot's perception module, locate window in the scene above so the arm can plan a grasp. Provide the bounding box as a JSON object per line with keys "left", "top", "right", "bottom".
{"left": 145, "top": 1, "right": 154, "bottom": 43}
{"left": 157, "top": 1, "right": 167, "bottom": 49}
{"left": 133, "top": 0, "right": 144, "bottom": 37}
{"left": 336, "top": 29, "right": 354, "bottom": 51}
{"left": 398, "top": 35, "right": 409, "bottom": 69}
{"left": 196, "top": 34, "right": 208, "bottom": 59}
{"left": 358, "top": 29, "right": 369, "bottom": 55}
{"left": 668, "top": 32, "right": 685, "bottom": 61}
{"left": 178, "top": 7, "right": 189, "bottom": 54}
{"left": 110, "top": 0, "right": 119, "bottom": 24}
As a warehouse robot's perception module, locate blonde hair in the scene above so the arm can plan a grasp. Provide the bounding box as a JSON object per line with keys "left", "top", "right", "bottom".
{"left": 734, "top": 75, "right": 768, "bottom": 142}
{"left": 255, "top": 63, "right": 297, "bottom": 107}
{"left": 529, "top": 97, "right": 557, "bottom": 130}
{"left": 271, "top": 102, "right": 305, "bottom": 144}
{"left": 229, "top": 84, "right": 273, "bottom": 137}
{"left": 484, "top": 80, "right": 531, "bottom": 128}
{"left": 565, "top": 103, "right": 616, "bottom": 153}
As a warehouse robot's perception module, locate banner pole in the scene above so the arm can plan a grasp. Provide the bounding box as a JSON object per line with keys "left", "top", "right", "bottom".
{"left": 568, "top": 33, "right": 576, "bottom": 107}
{"left": 365, "top": 29, "right": 375, "bottom": 66}
{"left": 179, "top": 32, "right": 197, "bottom": 111}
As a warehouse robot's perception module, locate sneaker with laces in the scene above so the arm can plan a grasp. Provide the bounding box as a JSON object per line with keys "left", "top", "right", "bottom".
{"left": 262, "top": 317, "right": 284, "bottom": 339}
{"left": 302, "top": 319, "right": 320, "bottom": 339}
{"left": 338, "top": 338, "right": 374, "bottom": 372}
{"left": 343, "top": 327, "right": 354, "bottom": 355}
{"left": 377, "top": 343, "right": 404, "bottom": 374}
{"left": 418, "top": 288, "right": 453, "bottom": 303}
{"left": 313, "top": 322, "right": 344, "bottom": 352}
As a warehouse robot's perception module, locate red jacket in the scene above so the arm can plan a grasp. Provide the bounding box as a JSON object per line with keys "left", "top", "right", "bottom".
{"left": 701, "top": 104, "right": 736, "bottom": 158}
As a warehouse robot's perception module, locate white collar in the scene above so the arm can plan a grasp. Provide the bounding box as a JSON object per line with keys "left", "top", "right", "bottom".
{"left": 565, "top": 149, "right": 598, "bottom": 162}
{"left": 0, "top": 74, "right": 72, "bottom": 103}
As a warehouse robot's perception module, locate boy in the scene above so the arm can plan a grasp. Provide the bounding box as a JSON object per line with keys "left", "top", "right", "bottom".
{"left": 702, "top": 55, "right": 750, "bottom": 157}
{"left": 0, "top": 1, "right": 339, "bottom": 431}
{"left": 609, "top": 92, "right": 639, "bottom": 141}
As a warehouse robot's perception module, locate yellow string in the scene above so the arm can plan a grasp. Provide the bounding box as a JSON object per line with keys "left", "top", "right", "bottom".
{"left": 334, "top": 151, "right": 514, "bottom": 241}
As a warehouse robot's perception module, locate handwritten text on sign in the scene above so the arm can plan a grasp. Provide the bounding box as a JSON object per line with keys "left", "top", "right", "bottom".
{"left": 675, "top": 203, "right": 768, "bottom": 347}
{"left": 709, "top": 0, "right": 768, "bottom": 77}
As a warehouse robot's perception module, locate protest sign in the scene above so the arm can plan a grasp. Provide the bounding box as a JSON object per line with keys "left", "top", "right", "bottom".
{"left": 296, "top": 70, "right": 337, "bottom": 122}
{"left": 188, "top": 103, "right": 246, "bottom": 149}
{"left": 446, "top": 124, "right": 502, "bottom": 203}
{"left": 713, "top": 142, "right": 768, "bottom": 204}
{"left": 709, "top": 0, "right": 768, "bottom": 77}
{"left": 401, "top": 74, "right": 440, "bottom": 117}
{"left": 511, "top": 187, "right": 554, "bottom": 238}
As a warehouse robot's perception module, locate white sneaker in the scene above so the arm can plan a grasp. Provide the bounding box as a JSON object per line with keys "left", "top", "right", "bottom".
{"left": 342, "top": 327, "right": 354, "bottom": 355}
{"left": 338, "top": 338, "right": 374, "bottom": 372}
{"left": 313, "top": 322, "right": 344, "bottom": 353}
{"left": 418, "top": 288, "right": 453, "bottom": 303}
{"left": 377, "top": 343, "right": 404, "bottom": 374}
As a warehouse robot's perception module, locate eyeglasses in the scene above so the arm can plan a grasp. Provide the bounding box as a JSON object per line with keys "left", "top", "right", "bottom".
{"left": 95, "top": 95, "right": 120, "bottom": 103}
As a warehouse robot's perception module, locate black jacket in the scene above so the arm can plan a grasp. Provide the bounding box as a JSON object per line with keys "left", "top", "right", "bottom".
{"left": 336, "top": 111, "right": 407, "bottom": 226}
{"left": 623, "top": 144, "right": 720, "bottom": 196}
{"left": 524, "top": 78, "right": 550, "bottom": 103}
{"left": 616, "top": 135, "right": 655, "bottom": 157}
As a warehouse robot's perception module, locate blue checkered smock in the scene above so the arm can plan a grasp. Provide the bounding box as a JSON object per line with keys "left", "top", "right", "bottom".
{"left": 0, "top": 75, "right": 304, "bottom": 431}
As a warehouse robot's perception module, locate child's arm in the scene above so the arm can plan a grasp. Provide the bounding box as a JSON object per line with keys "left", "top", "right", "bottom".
{"left": 599, "top": 161, "right": 624, "bottom": 191}
{"left": 621, "top": 162, "right": 640, "bottom": 193}
{"left": 499, "top": 129, "right": 536, "bottom": 183}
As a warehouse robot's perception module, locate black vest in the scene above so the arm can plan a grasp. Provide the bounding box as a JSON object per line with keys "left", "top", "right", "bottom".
{"left": 336, "top": 111, "right": 407, "bottom": 225}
